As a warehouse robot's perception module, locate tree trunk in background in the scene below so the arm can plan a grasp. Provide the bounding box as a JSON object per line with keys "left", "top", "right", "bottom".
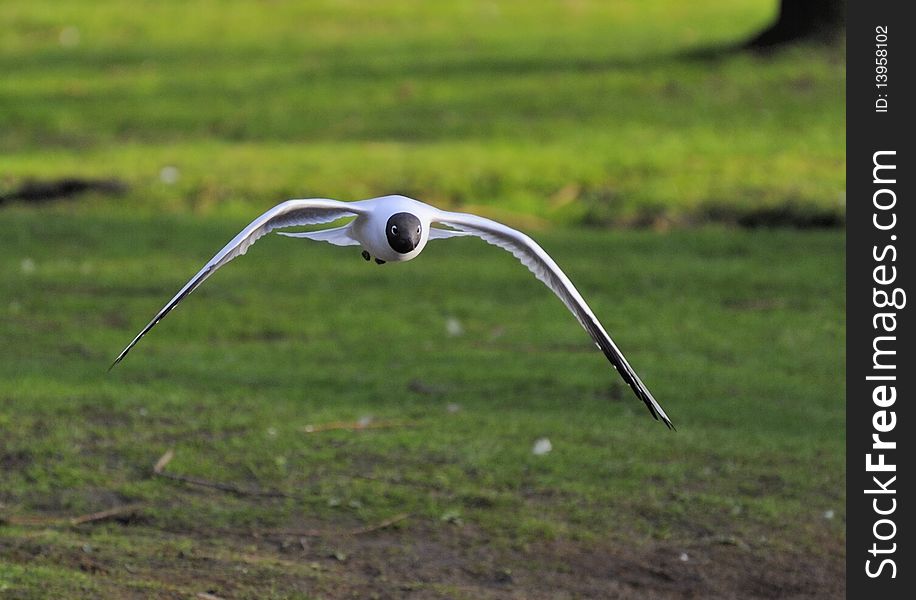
{"left": 746, "top": 0, "right": 845, "bottom": 48}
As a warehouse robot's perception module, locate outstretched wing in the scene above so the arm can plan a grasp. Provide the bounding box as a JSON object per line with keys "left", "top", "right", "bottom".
{"left": 432, "top": 209, "right": 673, "bottom": 429}
{"left": 277, "top": 224, "right": 361, "bottom": 246}
{"left": 110, "top": 199, "right": 368, "bottom": 368}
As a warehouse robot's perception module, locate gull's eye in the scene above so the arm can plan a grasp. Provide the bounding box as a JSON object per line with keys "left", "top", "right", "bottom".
{"left": 416, "top": 226, "right": 421, "bottom": 235}
{"left": 391, "top": 225, "right": 398, "bottom": 235}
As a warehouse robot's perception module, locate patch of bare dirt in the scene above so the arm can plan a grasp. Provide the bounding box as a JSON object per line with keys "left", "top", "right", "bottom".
{"left": 0, "top": 449, "right": 33, "bottom": 470}
{"left": 247, "top": 519, "right": 843, "bottom": 599}
{"left": 0, "top": 514, "right": 844, "bottom": 598}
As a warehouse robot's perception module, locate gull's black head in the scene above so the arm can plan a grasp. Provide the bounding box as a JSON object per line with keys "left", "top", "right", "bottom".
{"left": 386, "top": 212, "right": 422, "bottom": 254}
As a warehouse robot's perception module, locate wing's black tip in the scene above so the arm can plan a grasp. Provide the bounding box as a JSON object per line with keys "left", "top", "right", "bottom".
{"left": 636, "top": 388, "right": 674, "bottom": 431}
{"left": 648, "top": 404, "right": 675, "bottom": 431}
{"left": 109, "top": 346, "right": 132, "bottom": 372}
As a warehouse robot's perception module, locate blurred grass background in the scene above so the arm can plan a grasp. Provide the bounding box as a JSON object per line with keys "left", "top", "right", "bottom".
{"left": 2, "top": 0, "right": 844, "bottom": 225}
{"left": 1, "top": 1, "right": 844, "bottom": 597}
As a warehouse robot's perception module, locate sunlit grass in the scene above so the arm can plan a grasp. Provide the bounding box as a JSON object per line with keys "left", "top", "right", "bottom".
{"left": 0, "top": 1, "right": 844, "bottom": 595}
{"left": 2, "top": 209, "right": 844, "bottom": 543}
{"left": 1, "top": 1, "right": 844, "bottom": 224}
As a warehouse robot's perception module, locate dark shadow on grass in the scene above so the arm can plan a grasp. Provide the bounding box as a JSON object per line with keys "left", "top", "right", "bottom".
{"left": 677, "top": 31, "right": 845, "bottom": 63}
{"left": 0, "top": 177, "right": 127, "bottom": 206}
{"left": 700, "top": 202, "right": 845, "bottom": 229}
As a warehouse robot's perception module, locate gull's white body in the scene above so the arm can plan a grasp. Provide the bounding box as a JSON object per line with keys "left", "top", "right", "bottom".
{"left": 348, "top": 195, "right": 435, "bottom": 262}
{"left": 111, "top": 195, "right": 673, "bottom": 429}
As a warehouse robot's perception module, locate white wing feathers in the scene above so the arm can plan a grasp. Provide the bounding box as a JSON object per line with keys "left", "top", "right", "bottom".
{"left": 111, "top": 196, "right": 671, "bottom": 429}
{"left": 278, "top": 224, "right": 361, "bottom": 246}
{"left": 433, "top": 210, "right": 673, "bottom": 429}
{"left": 427, "top": 226, "right": 471, "bottom": 240}
{"left": 110, "top": 199, "right": 367, "bottom": 368}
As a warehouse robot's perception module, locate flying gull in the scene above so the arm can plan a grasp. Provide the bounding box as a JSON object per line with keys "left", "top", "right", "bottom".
{"left": 111, "top": 195, "right": 673, "bottom": 429}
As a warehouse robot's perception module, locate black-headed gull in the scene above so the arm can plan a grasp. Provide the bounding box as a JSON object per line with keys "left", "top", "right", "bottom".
{"left": 111, "top": 195, "right": 673, "bottom": 428}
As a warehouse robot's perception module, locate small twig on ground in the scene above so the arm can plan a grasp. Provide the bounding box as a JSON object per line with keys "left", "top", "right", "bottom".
{"left": 70, "top": 503, "right": 145, "bottom": 526}
{"left": 2, "top": 514, "right": 64, "bottom": 526}
{"left": 155, "top": 471, "right": 288, "bottom": 498}
{"left": 196, "top": 593, "right": 227, "bottom": 600}
{"left": 153, "top": 448, "right": 175, "bottom": 474}
{"left": 300, "top": 419, "right": 410, "bottom": 434}
{"left": 350, "top": 512, "right": 410, "bottom": 535}
{"left": 259, "top": 526, "right": 324, "bottom": 537}
{"left": 4, "top": 503, "right": 145, "bottom": 528}
{"left": 151, "top": 449, "right": 287, "bottom": 498}
{"left": 260, "top": 513, "right": 410, "bottom": 538}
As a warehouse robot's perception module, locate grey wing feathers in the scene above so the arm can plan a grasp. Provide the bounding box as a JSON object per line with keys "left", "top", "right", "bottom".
{"left": 110, "top": 199, "right": 366, "bottom": 368}
{"left": 432, "top": 210, "right": 673, "bottom": 429}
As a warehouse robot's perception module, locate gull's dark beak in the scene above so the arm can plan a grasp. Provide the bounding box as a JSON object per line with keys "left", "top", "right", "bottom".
{"left": 390, "top": 232, "right": 417, "bottom": 254}
{"left": 386, "top": 212, "right": 422, "bottom": 254}
{"left": 404, "top": 228, "right": 420, "bottom": 251}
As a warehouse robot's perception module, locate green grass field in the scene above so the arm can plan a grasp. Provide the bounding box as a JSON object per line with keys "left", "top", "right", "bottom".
{"left": 2, "top": 0, "right": 843, "bottom": 225}
{"left": 1, "top": 1, "right": 844, "bottom": 597}
{"left": 2, "top": 209, "right": 844, "bottom": 597}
